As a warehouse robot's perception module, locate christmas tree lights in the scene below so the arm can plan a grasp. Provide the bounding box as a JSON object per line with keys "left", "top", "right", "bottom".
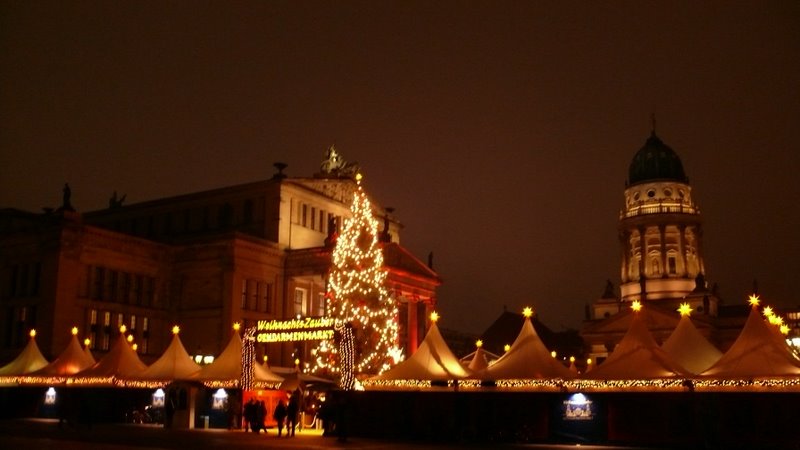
{"left": 312, "top": 174, "right": 401, "bottom": 376}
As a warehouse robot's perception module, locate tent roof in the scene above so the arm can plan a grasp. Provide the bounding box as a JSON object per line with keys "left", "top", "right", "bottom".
{"left": 135, "top": 332, "right": 201, "bottom": 381}
{"left": 29, "top": 334, "right": 95, "bottom": 377}
{"left": 584, "top": 309, "right": 690, "bottom": 380}
{"left": 0, "top": 336, "right": 49, "bottom": 376}
{"left": 191, "top": 331, "right": 283, "bottom": 385}
{"left": 75, "top": 333, "right": 148, "bottom": 380}
{"left": 466, "top": 347, "right": 490, "bottom": 373}
{"left": 478, "top": 317, "right": 573, "bottom": 380}
{"left": 375, "top": 322, "right": 469, "bottom": 381}
{"left": 661, "top": 315, "right": 722, "bottom": 375}
{"left": 192, "top": 331, "right": 243, "bottom": 382}
{"left": 702, "top": 306, "right": 800, "bottom": 378}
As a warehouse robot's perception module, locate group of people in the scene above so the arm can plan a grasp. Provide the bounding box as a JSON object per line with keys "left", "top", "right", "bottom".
{"left": 242, "top": 389, "right": 302, "bottom": 437}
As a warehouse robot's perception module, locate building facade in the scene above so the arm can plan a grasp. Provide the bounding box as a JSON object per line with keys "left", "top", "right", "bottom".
{"left": 582, "top": 131, "right": 731, "bottom": 362}
{"left": 0, "top": 150, "right": 440, "bottom": 368}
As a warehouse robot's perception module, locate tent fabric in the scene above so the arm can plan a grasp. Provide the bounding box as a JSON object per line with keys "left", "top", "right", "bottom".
{"left": 584, "top": 310, "right": 690, "bottom": 380}
{"left": 466, "top": 347, "right": 490, "bottom": 373}
{"left": 192, "top": 331, "right": 283, "bottom": 386}
{"left": 701, "top": 306, "right": 800, "bottom": 378}
{"left": 74, "top": 333, "right": 148, "bottom": 380}
{"left": 84, "top": 346, "right": 96, "bottom": 365}
{"left": 29, "top": 334, "right": 95, "bottom": 377}
{"left": 661, "top": 316, "right": 722, "bottom": 375}
{"left": 134, "top": 333, "right": 201, "bottom": 381}
{"left": 0, "top": 336, "right": 49, "bottom": 376}
{"left": 374, "top": 322, "right": 469, "bottom": 381}
{"left": 477, "top": 317, "right": 573, "bottom": 380}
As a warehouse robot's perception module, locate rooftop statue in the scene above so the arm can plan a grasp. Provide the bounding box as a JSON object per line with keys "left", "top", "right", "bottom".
{"left": 319, "top": 145, "right": 359, "bottom": 178}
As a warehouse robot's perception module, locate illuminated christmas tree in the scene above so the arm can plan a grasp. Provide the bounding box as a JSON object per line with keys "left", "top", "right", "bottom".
{"left": 313, "top": 174, "right": 401, "bottom": 377}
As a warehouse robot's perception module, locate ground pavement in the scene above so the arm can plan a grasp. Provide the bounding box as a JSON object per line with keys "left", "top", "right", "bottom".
{"left": 0, "top": 418, "right": 664, "bottom": 450}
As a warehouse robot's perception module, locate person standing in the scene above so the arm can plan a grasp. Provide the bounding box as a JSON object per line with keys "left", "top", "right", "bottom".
{"left": 273, "top": 399, "right": 287, "bottom": 437}
{"left": 244, "top": 397, "right": 257, "bottom": 432}
{"left": 255, "top": 400, "right": 267, "bottom": 433}
{"left": 286, "top": 389, "right": 301, "bottom": 437}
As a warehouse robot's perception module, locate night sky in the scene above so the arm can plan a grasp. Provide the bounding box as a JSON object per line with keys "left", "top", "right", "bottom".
{"left": 2, "top": 2, "right": 798, "bottom": 334}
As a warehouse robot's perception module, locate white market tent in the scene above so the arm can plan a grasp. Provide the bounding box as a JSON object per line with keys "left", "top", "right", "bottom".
{"left": 661, "top": 314, "right": 722, "bottom": 375}
{"left": 701, "top": 305, "right": 800, "bottom": 378}
{"left": 84, "top": 345, "right": 97, "bottom": 365}
{"left": 72, "top": 331, "right": 148, "bottom": 384}
{"left": 191, "top": 330, "right": 283, "bottom": 387}
{"left": 584, "top": 307, "right": 690, "bottom": 380}
{"left": 132, "top": 329, "right": 201, "bottom": 383}
{"left": 476, "top": 314, "right": 573, "bottom": 380}
{"left": 27, "top": 332, "right": 95, "bottom": 379}
{"left": 0, "top": 333, "right": 49, "bottom": 377}
{"left": 372, "top": 320, "right": 469, "bottom": 382}
{"left": 465, "top": 347, "right": 491, "bottom": 373}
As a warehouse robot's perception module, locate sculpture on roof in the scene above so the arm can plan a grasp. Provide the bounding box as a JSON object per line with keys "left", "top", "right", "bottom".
{"left": 319, "top": 145, "right": 359, "bottom": 178}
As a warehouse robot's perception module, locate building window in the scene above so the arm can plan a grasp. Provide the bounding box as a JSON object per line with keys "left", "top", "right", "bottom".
{"left": 310, "top": 207, "right": 316, "bottom": 230}
{"left": 92, "top": 267, "right": 105, "bottom": 300}
{"left": 667, "top": 255, "right": 677, "bottom": 275}
{"left": 264, "top": 283, "right": 274, "bottom": 314}
{"left": 241, "top": 280, "right": 248, "bottom": 309}
{"left": 301, "top": 204, "right": 308, "bottom": 227}
{"left": 130, "top": 315, "right": 136, "bottom": 332}
{"left": 293, "top": 288, "right": 307, "bottom": 316}
{"left": 102, "top": 311, "right": 111, "bottom": 351}
{"left": 117, "top": 313, "right": 124, "bottom": 329}
{"left": 250, "top": 281, "right": 258, "bottom": 311}
{"left": 319, "top": 210, "right": 325, "bottom": 232}
{"left": 243, "top": 199, "right": 254, "bottom": 224}
{"left": 142, "top": 317, "right": 149, "bottom": 354}
{"left": 316, "top": 293, "right": 326, "bottom": 316}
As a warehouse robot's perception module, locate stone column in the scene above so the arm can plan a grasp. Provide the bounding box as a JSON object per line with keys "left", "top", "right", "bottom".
{"left": 678, "top": 224, "right": 688, "bottom": 277}
{"left": 638, "top": 226, "right": 648, "bottom": 279}
{"left": 659, "top": 225, "right": 667, "bottom": 278}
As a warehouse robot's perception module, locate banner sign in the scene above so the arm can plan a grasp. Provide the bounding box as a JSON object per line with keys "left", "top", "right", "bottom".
{"left": 255, "top": 317, "right": 335, "bottom": 343}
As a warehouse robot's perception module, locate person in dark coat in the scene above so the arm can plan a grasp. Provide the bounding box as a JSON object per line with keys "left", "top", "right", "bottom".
{"left": 255, "top": 400, "right": 267, "bottom": 433}
{"left": 273, "top": 399, "right": 288, "bottom": 437}
{"left": 244, "top": 397, "right": 257, "bottom": 432}
{"left": 286, "top": 389, "right": 301, "bottom": 437}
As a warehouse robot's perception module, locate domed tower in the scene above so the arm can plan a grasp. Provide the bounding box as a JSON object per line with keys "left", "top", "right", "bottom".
{"left": 618, "top": 130, "right": 709, "bottom": 309}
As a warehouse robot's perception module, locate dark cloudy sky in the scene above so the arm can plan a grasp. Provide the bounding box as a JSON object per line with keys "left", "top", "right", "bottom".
{"left": 1, "top": 1, "right": 798, "bottom": 333}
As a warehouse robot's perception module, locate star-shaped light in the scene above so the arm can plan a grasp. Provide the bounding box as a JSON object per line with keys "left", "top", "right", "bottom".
{"left": 586, "top": 358, "right": 593, "bottom": 365}
{"left": 780, "top": 324, "right": 790, "bottom": 335}
{"left": 71, "top": 326, "right": 79, "bottom": 336}
{"left": 429, "top": 311, "right": 440, "bottom": 323}
{"left": 29, "top": 329, "right": 36, "bottom": 338}
{"left": 132, "top": 343, "right": 138, "bottom": 351}
{"left": 233, "top": 322, "right": 241, "bottom": 331}
{"left": 763, "top": 306, "right": 774, "bottom": 317}
{"left": 84, "top": 338, "right": 91, "bottom": 347}
{"left": 631, "top": 300, "right": 642, "bottom": 312}
{"left": 127, "top": 334, "right": 134, "bottom": 343}
{"left": 569, "top": 356, "right": 576, "bottom": 363}
{"left": 475, "top": 339, "right": 483, "bottom": 348}
{"left": 504, "top": 344, "right": 511, "bottom": 352}
{"left": 119, "top": 324, "right": 127, "bottom": 334}
{"left": 748, "top": 294, "right": 761, "bottom": 307}
{"left": 769, "top": 315, "right": 784, "bottom": 326}
{"left": 551, "top": 351, "right": 557, "bottom": 358}
{"left": 522, "top": 306, "right": 534, "bottom": 318}
{"left": 355, "top": 172, "right": 363, "bottom": 184}
{"left": 172, "top": 325, "right": 180, "bottom": 335}
{"left": 678, "top": 303, "right": 692, "bottom": 317}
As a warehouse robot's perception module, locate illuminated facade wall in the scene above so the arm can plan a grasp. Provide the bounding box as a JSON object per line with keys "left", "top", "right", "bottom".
{"left": 0, "top": 164, "right": 439, "bottom": 367}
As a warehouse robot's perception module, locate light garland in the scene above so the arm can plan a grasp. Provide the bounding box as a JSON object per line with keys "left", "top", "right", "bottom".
{"left": 241, "top": 326, "right": 255, "bottom": 390}
{"left": 312, "top": 175, "right": 401, "bottom": 375}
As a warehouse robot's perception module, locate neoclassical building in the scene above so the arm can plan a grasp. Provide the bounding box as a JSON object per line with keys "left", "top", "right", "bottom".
{"left": 582, "top": 131, "right": 731, "bottom": 362}
{"left": 0, "top": 149, "right": 440, "bottom": 368}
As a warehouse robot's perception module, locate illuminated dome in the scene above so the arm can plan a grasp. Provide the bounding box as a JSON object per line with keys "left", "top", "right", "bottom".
{"left": 627, "top": 132, "right": 688, "bottom": 186}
